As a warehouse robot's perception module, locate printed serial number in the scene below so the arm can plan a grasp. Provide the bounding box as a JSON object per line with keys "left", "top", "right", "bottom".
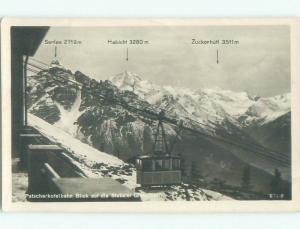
{"left": 268, "top": 193, "right": 285, "bottom": 199}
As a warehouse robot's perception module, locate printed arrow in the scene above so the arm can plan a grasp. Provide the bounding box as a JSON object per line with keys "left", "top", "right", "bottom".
{"left": 126, "top": 47, "right": 129, "bottom": 61}
{"left": 216, "top": 50, "right": 219, "bottom": 64}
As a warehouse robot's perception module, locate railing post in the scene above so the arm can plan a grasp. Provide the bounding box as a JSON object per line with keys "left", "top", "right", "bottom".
{"left": 19, "top": 133, "right": 42, "bottom": 171}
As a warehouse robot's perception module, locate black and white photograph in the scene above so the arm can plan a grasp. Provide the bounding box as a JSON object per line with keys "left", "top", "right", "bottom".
{"left": 1, "top": 19, "right": 300, "bottom": 212}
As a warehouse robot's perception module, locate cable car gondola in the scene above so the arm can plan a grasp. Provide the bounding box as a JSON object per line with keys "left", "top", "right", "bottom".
{"left": 136, "top": 111, "right": 182, "bottom": 187}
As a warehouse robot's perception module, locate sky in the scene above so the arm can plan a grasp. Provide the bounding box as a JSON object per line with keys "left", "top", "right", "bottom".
{"left": 33, "top": 25, "right": 290, "bottom": 97}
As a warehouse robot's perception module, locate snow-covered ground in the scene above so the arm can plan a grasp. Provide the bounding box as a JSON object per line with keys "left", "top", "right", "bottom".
{"left": 28, "top": 113, "right": 232, "bottom": 201}
{"left": 12, "top": 172, "right": 28, "bottom": 202}
{"left": 12, "top": 158, "right": 28, "bottom": 202}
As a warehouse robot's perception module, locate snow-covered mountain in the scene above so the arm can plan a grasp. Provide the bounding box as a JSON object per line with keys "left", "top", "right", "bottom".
{"left": 110, "top": 71, "right": 290, "bottom": 128}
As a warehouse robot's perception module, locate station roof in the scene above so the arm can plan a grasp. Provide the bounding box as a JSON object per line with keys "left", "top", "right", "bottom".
{"left": 11, "top": 26, "right": 49, "bottom": 56}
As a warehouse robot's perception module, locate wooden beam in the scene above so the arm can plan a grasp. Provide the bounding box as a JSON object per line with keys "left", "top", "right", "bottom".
{"left": 28, "top": 144, "right": 62, "bottom": 151}
{"left": 20, "top": 134, "right": 42, "bottom": 137}
{"left": 43, "top": 163, "right": 61, "bottom": 179}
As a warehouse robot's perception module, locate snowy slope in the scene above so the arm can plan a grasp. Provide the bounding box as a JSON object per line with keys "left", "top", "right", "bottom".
{"left": 54, "top": 90, "right": 84, "bottom": 136}
{"left": 240, "top": 93, "right": 291, "bottom": 126}
{"left": 28, "top": 113, "right": 232, "bottom": 201}
{"left": 29, "top": 113, "right": 124, "bottom": 167}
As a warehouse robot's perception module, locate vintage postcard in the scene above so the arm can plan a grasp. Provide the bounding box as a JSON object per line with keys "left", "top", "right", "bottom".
{"left": 1, "top": 18, "right": 300, "bottom": 212}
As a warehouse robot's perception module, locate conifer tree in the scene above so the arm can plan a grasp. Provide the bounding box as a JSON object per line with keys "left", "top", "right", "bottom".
{"left": 270, "top": 168, "right": 282, "bottom": 194}
{"left": 242, "top": 166, "right": 251, "bottom": 191}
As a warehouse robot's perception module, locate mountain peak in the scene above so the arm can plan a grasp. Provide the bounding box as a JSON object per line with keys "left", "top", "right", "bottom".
{"left": 109, "top": 71, "right": 142, "bottom": 89}
{"left": 48, "top": 58, "right": 72, "bottom": 74}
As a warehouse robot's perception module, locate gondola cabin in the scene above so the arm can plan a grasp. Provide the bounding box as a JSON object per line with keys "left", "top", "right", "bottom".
{"left": 136, "top": 154, "right": 181, "bottom": 186}
{"left": 135, "top": 110, "right": 182, "bottom": 187}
